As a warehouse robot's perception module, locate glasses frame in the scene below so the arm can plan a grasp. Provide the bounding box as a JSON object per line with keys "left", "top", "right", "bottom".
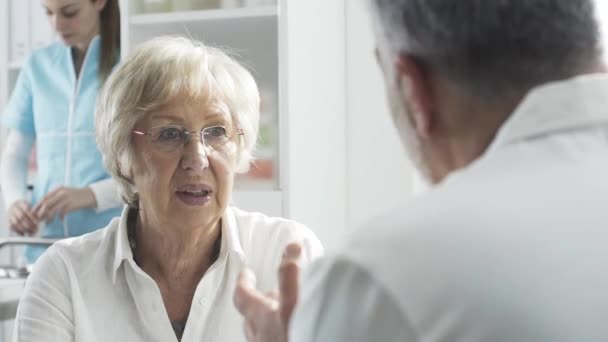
{"left": 132, "top": 124, "right": 244, "bottom": 152}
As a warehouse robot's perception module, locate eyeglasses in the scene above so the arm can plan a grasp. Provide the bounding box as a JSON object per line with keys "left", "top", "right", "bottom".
{"left": 132, "top": 125, "right": 243, "bottom": 153}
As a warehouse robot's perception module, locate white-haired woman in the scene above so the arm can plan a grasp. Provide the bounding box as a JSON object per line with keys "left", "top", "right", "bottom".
{"left": 13, "top": 36, "right": 323, "bottom": 342}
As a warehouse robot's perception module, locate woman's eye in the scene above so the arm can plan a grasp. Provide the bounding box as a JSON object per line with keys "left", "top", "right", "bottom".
{"left": 63, "top": 10, "right": 79, "bottom": 18}
{"left": 204, "top": 126, "right": 227, "bottom": 137}
{"left": 158, "top": 128, "right": 183, "bottom": 141}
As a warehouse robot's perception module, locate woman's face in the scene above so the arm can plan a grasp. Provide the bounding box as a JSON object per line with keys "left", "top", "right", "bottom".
{"left": 41, "top": 0, "right": 105, "bottom": 49}
{"left": 131, "top": 94, "right": 240, "bottom": 231}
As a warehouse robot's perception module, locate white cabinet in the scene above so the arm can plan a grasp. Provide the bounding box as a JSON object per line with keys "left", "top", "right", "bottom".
{"left": 120, "top": 0, "right": 348, "bottom": 247}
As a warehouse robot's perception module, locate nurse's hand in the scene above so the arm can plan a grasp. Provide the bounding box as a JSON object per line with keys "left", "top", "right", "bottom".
{"left": 234, "top": 243, "right": 302, "bottom": 342}
{"left": 7, "top": 200, "right": 40, "bottom": 235}
{"left": 34, "top": 187, "right": 97, "bottom": 222}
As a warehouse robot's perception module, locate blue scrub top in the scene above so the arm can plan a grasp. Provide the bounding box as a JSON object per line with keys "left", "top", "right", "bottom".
{"left": 2, "top": 36, "right": 122, "bottom": 262}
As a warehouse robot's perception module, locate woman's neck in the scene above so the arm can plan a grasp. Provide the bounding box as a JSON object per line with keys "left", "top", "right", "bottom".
{"left": 71, "top": 48, "right": 86, "bottom": 77}
{"left": 133, "top": 209, "right": 222, "bottom": 286}
{"left": 71, "top": 33, "right": 98, "bottom": 77}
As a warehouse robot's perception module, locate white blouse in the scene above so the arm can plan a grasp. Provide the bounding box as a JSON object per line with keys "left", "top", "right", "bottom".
{"left": 13, "top": 206, "right": 323, "bottom": 341}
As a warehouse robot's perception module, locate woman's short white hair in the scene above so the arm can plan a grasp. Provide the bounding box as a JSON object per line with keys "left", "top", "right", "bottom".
{"left": 95, "top": 36, "right": 260, "bottom": 204}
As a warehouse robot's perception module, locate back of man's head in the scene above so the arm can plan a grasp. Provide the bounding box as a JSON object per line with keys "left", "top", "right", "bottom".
{"left": 370, "top": 0, "right": 602, "bottom": 98}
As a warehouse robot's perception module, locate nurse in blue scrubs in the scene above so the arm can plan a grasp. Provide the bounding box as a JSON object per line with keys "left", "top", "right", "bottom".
{"left": 0, "top": 0, "right": 123, "bottom": 263}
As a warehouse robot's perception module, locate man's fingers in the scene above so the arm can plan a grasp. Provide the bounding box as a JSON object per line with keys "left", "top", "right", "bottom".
{"left": 244, "top": 321, "right": 256, "bottom": 341}
{"left": 234, "top": 269, "right": 278, "bottom": 318}
{"left": 279, "top": 243, "right": 302, "bottom": 325}
{"left": 279, "top": 262, "right": 300, "bottom": 325}
{"left": 234, "top": 269, "right": 259, "bottom": 316}
{"left": 281, "top": 243, "right": 302, "bottom": 263}
{"left": 266, "top": 290, "right": 279, "bottom": 300}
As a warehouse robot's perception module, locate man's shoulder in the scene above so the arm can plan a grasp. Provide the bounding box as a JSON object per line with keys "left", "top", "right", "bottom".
{"left": 348, "top": 175, "right": 482, "bottom": 248}
{"left": 349, "top": 151, "right": 527, "bottom": 247}
{"left": 340, "top": 173, "right": 502, "bottom": 293}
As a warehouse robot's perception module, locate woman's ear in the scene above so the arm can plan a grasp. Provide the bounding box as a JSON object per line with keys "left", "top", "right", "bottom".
{"left": 117, "top": 164, "right": 135, "bottom": 185}
{"left": 394, "top": 55, "right": 434, "bottom": 139}
{"left": 93, "top": 0, "right": 108, "bottom": 12}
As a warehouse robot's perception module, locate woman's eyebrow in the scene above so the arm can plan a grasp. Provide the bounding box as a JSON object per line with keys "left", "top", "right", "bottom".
{"left": 205, "top": 113, "right": 230, "bottom": 122}
{"left": 150, "top": 114, "right": 184, "bottom": 123}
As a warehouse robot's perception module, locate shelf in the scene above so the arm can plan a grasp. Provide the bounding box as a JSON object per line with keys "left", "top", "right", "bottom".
{"left": 8, "top": 62, "right": 22, "bottom": 70}
{"left": 127, "top": 7, "right": 279, "bottom": 86}
{"left": 130, "top": 6, "right": 277, "bottom": 26}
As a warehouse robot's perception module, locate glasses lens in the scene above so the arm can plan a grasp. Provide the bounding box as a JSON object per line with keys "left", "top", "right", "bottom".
{"left": 151, "top": 126, "right": 185, "bottom": 151}
{"left": 202, "top": 126, "right": 229, "bottom": 149}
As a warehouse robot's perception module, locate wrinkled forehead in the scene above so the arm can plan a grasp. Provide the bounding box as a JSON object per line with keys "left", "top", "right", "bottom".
{"left": 139, "top": 93, "right": 234, "bottom": 128}
{"left": 130, "top": 49, "right": 244, "bottom": 129}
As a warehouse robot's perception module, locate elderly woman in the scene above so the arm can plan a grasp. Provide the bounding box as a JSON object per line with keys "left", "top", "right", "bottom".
{"left": 13, "top": 36, "right": 323, "bottom": 342}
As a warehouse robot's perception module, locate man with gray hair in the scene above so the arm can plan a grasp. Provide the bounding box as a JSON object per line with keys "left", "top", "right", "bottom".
{"left": 234, "top": 0, "right": 608, "bottom": 341}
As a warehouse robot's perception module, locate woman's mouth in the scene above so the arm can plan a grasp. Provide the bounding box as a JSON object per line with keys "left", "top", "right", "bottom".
{"left": 175, "top": 184, "right": 213, "bottom": 206}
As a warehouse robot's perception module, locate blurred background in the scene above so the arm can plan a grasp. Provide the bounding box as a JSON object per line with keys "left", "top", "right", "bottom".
{"left": 0, "top": 0, "right": 606, "bottom": 339}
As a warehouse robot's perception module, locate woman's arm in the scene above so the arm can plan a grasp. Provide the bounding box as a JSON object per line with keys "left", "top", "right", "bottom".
{"left": 12, "top": 245, "right": 74, "bottom": 341}
{"left": 33, "top": 172, "right": 122, "bottom": 220}
{"left": 88, "top": 177, "right": 123, "bottom": 212}
{"left": 1, "top": 130, "right": 34, "bottom": 209}
{"left": 1, "top": 130, "right": 39, "bottom": 234}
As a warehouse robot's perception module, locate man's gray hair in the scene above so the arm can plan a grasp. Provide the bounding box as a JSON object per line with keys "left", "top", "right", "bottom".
{"left": 370, "top": 0, "right": 602, "bottom": 97}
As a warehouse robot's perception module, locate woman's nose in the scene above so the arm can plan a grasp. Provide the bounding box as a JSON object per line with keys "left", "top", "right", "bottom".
{"left": 180, "top": 139, "right": 210, "bottom": 172}
{"left": 51, "top": 16, "right": 66, "bottom": 33}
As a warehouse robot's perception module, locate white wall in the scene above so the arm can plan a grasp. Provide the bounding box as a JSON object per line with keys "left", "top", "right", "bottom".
{"left": 282, "top": 0, "right": 348, "bottom": 249}
{"left": 597, "top": 0, "right": 608, "bottom": 61}
{"left": 344, "top": 0, "right": 416, "bottom": 232}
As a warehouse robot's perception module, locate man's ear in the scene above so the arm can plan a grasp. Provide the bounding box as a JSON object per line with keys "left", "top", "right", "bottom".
{"left": 394, "top": 54, "right": 434, "bottom": 139}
